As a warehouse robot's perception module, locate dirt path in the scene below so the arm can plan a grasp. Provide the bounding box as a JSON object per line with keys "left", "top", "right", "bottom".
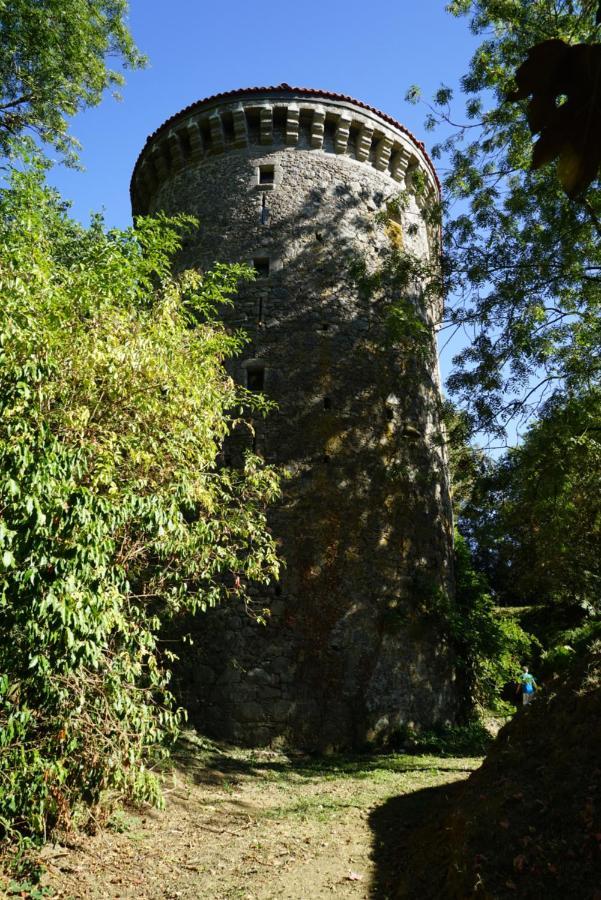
{"left": 36, "top": 734, "right": 480, "bottom": 900}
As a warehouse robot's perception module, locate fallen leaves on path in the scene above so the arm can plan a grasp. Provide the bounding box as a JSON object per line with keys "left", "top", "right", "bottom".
{"left": 34, "top": 738, "right": 480, "bottom": 900}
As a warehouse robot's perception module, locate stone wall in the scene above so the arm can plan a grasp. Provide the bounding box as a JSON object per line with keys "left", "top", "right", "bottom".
{"left": 131, "top": 87, "right": 458, "bottom": 750}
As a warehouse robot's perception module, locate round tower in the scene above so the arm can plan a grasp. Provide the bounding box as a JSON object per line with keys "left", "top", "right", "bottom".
{"left": 131, "top": 85, "right": 457, "bottom": 750}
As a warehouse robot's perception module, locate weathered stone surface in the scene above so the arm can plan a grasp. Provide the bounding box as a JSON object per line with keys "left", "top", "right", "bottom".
{"left": 131, "top": 87, "right": 457, "bottom": 750}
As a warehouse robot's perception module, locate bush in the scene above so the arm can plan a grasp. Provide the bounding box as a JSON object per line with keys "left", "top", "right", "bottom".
{"left": 0, "top": 164, "right": 280, "bottom": 839}
{"left": 541, "top": 619, "right": 601, "bottom": 677}
{"left": 396, "top": 721, "right": 493, "bottom": 756}
{"left": 435, "top": 533, "right": 539, "bottom": 711}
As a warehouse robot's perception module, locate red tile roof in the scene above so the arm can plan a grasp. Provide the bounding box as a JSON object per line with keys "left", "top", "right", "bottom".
{"left": 131, "top": 84, "right": 440, "bottom": 193}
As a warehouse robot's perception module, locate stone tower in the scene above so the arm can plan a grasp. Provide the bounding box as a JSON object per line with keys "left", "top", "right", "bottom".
{"left": 131, "top": 85, "right": 457, "bottom": 750}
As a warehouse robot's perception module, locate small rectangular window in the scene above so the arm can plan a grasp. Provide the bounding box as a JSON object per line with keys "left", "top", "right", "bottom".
{"left": 258, "top": 165, "right": 275, "bottom": 185}
{"left": 253, "top": 257, "right": 270, "bottom": 278}
{"left": 246, "top": 367, "right": 265, "bottom": 391}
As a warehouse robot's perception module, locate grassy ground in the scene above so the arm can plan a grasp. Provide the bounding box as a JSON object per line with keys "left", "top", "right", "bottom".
{"left": 10, "top": 734, "right": 481, "bottom": 900}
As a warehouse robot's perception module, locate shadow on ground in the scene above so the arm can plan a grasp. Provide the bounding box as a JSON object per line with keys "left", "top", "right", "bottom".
{"left": 368, "top": 780, "right": 465, "bottom": 899}
{"left": 170, "top": 734, "right": 477, "bottom": 786}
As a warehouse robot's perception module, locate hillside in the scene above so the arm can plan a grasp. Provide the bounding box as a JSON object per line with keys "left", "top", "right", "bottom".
{"left": 395, "top": 645, "right": 601, "bottom": 898}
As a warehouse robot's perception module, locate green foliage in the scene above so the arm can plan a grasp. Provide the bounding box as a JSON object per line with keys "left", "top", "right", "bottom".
{"left": 541, "top": 619, "right": 601, "bottom": 675}
{"left": 420, "top": 1, "right": 601, "bottom": 436}
{"left": 433, "top": 533, "right": 538, "bottom": 709}
{"left": 5, "top": 880, "right": 50, "bottom": 899}
{"left": 441, "top": 401, "right": 491, "bottom": 520}
{"left": 0, "top": 833, "right": 47, "bottom": 896}
{"left": 0, "top": 0, "right": 144, "bottom": 162}
{"left": 0, "top": 162, "right": 280, "bottom": 839}
{"left": 498, "top": 389, "right": 601, "bottom": 610}
{"left": 396, "top": 721, "right": 492, "bottom": 756}
{"left": 459, "top": 389, "right": 601, "bottom": 611}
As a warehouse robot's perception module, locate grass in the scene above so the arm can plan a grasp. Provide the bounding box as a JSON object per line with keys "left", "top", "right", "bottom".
{"left": 107, "top": 809, "right": 138, "bottom": 833}
{"left": 30, "top": 734, "right": 484, "bottom": 900}
{"left": 263, "top": 795, "right": 362, "bottom": 822}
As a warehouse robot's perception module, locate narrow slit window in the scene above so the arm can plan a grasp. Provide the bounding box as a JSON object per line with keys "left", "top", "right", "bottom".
{"left": 261, "top": 193, "right": 270, "bottom": 225}
{"left": 259, "top": 165, "right": 275, "bottom": 185}
{"left": 246, "top": 366, "right": 265, "bottom": 392}
{"left": 253, "top": 257, "right": 270, "bottom": 278}
{"left": 323, "top": 397, "right": 331, "bottom": 410}
{"left": 258, "top": 293, "right": 266, "bottom": 323}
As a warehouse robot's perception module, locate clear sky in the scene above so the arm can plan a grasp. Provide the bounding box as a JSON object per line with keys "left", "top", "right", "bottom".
{"left": 47, "top": 0, "right": 480, "bottom": 387}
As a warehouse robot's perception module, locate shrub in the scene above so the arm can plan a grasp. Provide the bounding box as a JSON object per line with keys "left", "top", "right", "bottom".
{"left": 434, "top": 533, "right": 539, "bottom": 711}
{"left": 399, "top": 721, "right": 493, "bottom": 757}
{"left": 0, "top": 163, "right": 280, "bottom": 839}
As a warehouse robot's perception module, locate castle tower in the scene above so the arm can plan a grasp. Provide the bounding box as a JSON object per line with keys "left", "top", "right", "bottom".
{"left": 131, "top": 85, "right": 457, "bottom": 750}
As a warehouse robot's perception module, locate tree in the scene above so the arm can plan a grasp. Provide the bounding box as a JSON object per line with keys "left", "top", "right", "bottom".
{"left": 442, "top": 401, "right": 492, "bottom": 521}
{"left": 461, "top": 389, "right": 601, "bottom": 611}
{"left": 0, "top": 0, "right": 282, "bottom": 847}
{"left": 0, "top": 0, "right": 144, "bottom": 161}
{"left": 409, "top": 0, "right": 601, "bottom": 438}
{"left": 0, "top": 164, "right": 280, "bottom": 838}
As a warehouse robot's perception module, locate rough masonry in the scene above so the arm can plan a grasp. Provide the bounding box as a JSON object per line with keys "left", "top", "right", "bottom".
{"left": 131, "top": 85, "right": 458, "bottom": 750}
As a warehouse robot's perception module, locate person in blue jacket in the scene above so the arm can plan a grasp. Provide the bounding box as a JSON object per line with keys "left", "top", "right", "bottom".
{"left": 516, "top": 665, "right": 537, "bottom": 705}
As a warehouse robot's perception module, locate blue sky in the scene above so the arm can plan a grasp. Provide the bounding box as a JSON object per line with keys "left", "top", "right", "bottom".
{"left": 49, "top": 0, "right": 478, "bottom": 227}
{"left": 48, "top": 0, "right": 480, "bottom": 388}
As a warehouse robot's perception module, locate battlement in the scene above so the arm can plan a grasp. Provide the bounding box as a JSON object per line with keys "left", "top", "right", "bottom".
{"left": 130, "top": 85, "right": 439, "bottom": 216}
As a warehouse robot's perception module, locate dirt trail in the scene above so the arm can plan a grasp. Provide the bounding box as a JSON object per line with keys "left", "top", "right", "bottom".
{"left": 38, "top": 735, "right": 480, "bottom": 900}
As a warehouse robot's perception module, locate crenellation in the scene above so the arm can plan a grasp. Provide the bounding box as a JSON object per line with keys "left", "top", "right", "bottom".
{"left": 138, "top": 157, "right": 158, "bottom": 193}
{"left": 176, "top": 125, "right": 192, "bottom": 161}
{"left": 208, "top": 111, "right": 226, "bottom": 152}
{"left": 150, "top": 143, "right": 169, "bottom": 180}
{"left": 390, "top": 145, "right": 413, "bottom": 183}
{"left": 355, "top": 123, "right": 374, "bottom": 162}
{"left": 272, "top": 105, "right": 289, "bottom": 144}
{"left": 322, "top": 115, "right": 338, "bottom": 153}
{"left": 285, "top": 103, "right": 300, "bottom": 146}
{"left": 186, "top": 119, "right": 204, "bottom": 161}
{"left": 167, "top": 131, "right": 185, "bottom": 171}
{"left": 232, "top": 104, "right": 249, "bottom": 148}
{"left": 131, "top": 94, "right": 440, "bottom": 217}
{"left": 259, "top": 105, "right": 273, "bottom": 145}
{"left": 374, "top": 135, "right": 394, "bottom": 172}
{"left": 334, "top": 114, "right": 352, "bottom": 155}
{"left": 310, "top": 105, "right": 326, "bottom": 149}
